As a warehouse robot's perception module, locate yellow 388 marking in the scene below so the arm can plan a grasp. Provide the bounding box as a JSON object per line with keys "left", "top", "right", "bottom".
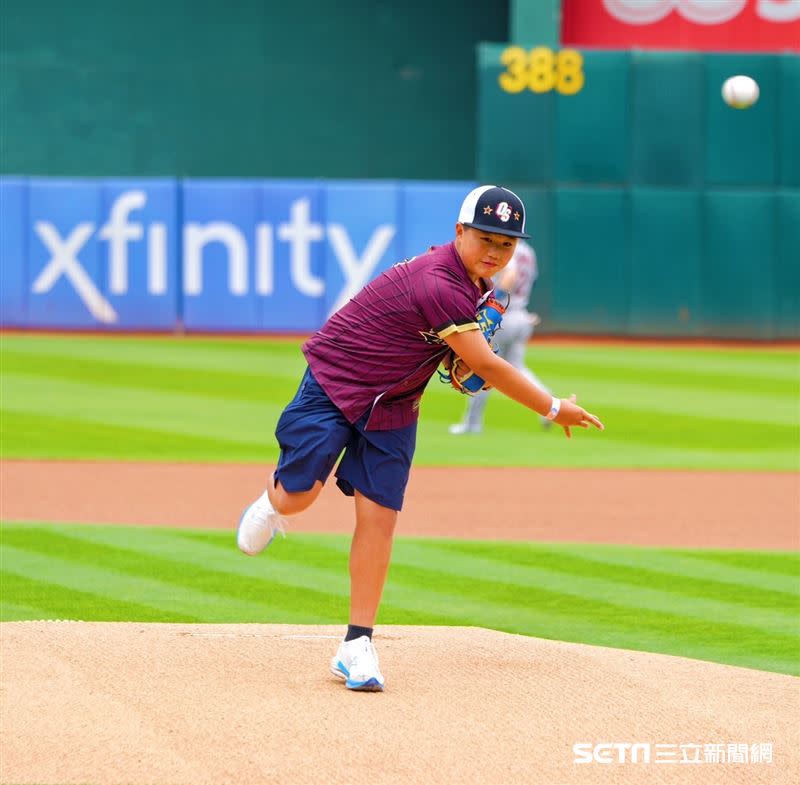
{"left": 498, "top": 47, "right": 584, "bottom": 95}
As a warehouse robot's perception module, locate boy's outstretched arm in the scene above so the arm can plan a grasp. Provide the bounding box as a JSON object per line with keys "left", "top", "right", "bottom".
{"left": 443, "top": 329, "right": 604, "bottom": 438}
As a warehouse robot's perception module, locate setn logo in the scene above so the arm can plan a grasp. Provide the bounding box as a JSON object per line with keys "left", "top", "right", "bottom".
{"left": 573, "top": 742, "right": 652, "bottom": 764}
{"left": 31, "top": 190, "right": 396, "bottom": 324}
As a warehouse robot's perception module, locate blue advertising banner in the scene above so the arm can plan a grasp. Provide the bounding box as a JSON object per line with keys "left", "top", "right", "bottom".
{"left": 322, "top": 182, "right": 401, "bottom": 320}
{"left": 181, "top": 180, "right": 262, "bottom": 331}
{"left": 22, "top": 178, "right": 179, "bottom": 329}
{"left": 0, "top": 178, "right": 27, "bottom": 326}
{"left": 100, "top": 180, "right": 179, "bottom": 329}
{"left": 400, "top": 181, "right": 476, "bottom": 261}
{"left": 27, "top": 179, "right": 105, "bottom": 328}
{"left": 259, "top": 181, "right": 326, "bottom": 331}
{"left": 1, "top": 177, "right": 477, "bottom": 333}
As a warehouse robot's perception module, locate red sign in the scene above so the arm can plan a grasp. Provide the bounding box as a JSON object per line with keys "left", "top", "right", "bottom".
{"left": 561, "top": 0, "right": 800, "bottom": 52}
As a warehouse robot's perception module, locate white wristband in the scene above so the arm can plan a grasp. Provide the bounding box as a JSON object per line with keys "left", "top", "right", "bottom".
{"left": 545, "top": 396, "right": 561, "bottom": 421}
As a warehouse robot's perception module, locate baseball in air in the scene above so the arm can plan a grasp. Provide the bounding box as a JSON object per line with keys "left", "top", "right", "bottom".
{"left": 721, "top": 75, "right": 760, "bottom": 109}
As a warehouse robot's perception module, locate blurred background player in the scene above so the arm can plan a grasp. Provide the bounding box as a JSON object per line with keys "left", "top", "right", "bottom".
{"left": 449, "top": 239, "right": 551, "bottom": 435}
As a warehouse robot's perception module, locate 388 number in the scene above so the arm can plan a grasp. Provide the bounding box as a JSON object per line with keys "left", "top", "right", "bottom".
{"left": 499, "top": 47, "right": 585, "bottom": 95}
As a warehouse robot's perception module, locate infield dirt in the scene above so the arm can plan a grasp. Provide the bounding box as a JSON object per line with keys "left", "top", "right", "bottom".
{"left": 2, "top": 459, "right": 798, "bottom": 549}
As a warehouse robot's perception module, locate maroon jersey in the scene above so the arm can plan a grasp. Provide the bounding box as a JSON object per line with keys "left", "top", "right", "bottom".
{"left": 302, "top": 242, "right": 489, "bottom": 430}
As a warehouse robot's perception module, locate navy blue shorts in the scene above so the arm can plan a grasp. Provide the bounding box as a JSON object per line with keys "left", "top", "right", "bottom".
{"left": 273, "top": 368, "right": 417, "bottom": 512}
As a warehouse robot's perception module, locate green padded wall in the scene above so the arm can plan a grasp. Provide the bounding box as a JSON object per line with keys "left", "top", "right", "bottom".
{"left": 705, "top": 55, "right": 779, "bottom": 186}
{"left": 704, "top": 192, "right": 776, "bottom": 339}
{"left": 779, "top": 55, "right": 800, "bottom": 187}
{"left": 631, "top": 52, "right": 706, "bottom": 188}
{"left": 510, "top": 0, "right": 559, "bottom": 47}
{"left": 775, "top": 191, "right": 800, "bottom": 338}
{"left": 553, "top": 189, "right": 630, "bottom": 334}
{"left": 629, "top": 190, "right": 703, "bottom": 337}
{"left": 477, "top": 46, "right": 800, "bottom": 338}
{"left": 477, "top": 44, "right": 555, "bottom": 184}
{"left": 555, "top": 52, "right": 630, "bottom": 185}
{"left": 0, "top": 0, "right": 509, "bottom": 178}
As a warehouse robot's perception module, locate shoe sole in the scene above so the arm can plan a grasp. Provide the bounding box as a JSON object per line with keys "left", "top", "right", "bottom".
{"left": 236, "top": 504, "right": 275, "bottom": 556}
{"left": 330, "top": 661, "right": 384, "bottom": 692}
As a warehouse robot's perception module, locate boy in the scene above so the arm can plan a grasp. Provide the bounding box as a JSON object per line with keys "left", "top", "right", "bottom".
{"left": 236, "top": 185, "right": 603, "bottom": 692}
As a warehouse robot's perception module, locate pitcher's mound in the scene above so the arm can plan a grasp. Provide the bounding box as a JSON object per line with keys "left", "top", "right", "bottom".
{"left": 2, "top": 622, "right": 797, "bottom": 785}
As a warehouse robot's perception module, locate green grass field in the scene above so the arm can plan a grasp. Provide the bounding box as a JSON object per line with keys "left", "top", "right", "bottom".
{"left": 1, "top": 334, "right": 798, "bottom": 676}
{"left": 1, "top": 333, "right": 798, "bottom": 469}
{"left": 2, "top": 522, "right": 798, "bottom": 675}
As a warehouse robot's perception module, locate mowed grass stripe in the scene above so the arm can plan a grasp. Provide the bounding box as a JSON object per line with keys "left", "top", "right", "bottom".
{"left": 0, "top": 335, "right": 308, "bottom": 375}
{"left": 544, "top": 378, "right": 796, "bottom": 428}
{"left": 530, "top": 358, "right": 799, "bottom": 399}
{"left": 671, "top": 549, "right": 800, "bottom": 577}
{"left": 0, "top": 411, "right": 270, "bottom": 462}
{"left": 70, "top": 522, "right": 794, "bottom": 636}
{"left": 0, "top": 571, "right": 194, "bottom": 622}
{"left": 5, "top": 334, "right": 795, "bottom": 383}
{"left": 2, "top": 374, "right": 284, "bottom": 445}
{"left": 528, "top": 345, "right": 800, "bottom": 381}
{"left": 0, "top": 531, "right": 349, "bottom": 623}
{"left": 475, "top": 402, "right": 796, "bottom": 450}
{"left": 6, "top": 346, "right": 796, "bottom": 413}
{"left": 0, "top": 598, "right": 63, "bottom": 622}
{"left": 434, "top": 541, "right": 800, "bottom": 599}
{"left": 550, "top": 543, "right": 800, "bottom": 594}
{"left": 1, "top": 350, "right": 303, "bottom": 403}
{"left": 1, "top": 545, "right": 320, "bottom": 624}
{"left": 388, "top": 545, "right": 799, "bottom": 633}
{"left": 5, "top": 524, "right": 796, "bottom": 674}
{"left": 3, "top": 336, "right": 797, "bottom": 469}
{"left": 172, "top": 528, "right": 800, "bottom": 622}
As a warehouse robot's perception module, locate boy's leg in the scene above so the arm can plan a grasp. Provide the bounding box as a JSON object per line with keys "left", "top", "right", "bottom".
{"left": 329, "top": 416, "right": 413, "bottom": 691}
{"left": 237, "top": 367, "right": 351, "bottom": 555}
{"left": 268, "top": 473, "right": 323, "bottom": 515}
{"left": 329, "top": 490, "right": 394, "bottom": 692}
{"left": 349, "top": 490, "right": 397, "bottom": 627}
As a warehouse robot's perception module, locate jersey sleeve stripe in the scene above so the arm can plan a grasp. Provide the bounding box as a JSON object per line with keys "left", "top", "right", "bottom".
{"left": 436, "top": 320, "right": 480, "bottom": 338}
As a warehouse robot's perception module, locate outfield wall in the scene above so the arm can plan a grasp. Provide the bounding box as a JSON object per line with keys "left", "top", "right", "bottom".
{"left": 476, "top": 47, "right": 800, "bottom": 339}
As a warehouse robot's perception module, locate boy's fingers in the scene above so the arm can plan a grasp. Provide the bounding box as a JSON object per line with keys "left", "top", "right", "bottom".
{"left": 563, "top": 425, "right": 571, "bottom": 439}
{"left": 586, "top": 412, "right": 604, "bottom": 430}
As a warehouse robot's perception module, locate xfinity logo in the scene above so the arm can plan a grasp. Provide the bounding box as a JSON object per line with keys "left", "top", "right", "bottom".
{"left": 32, "top": 191, "right": 395, "bottom": 324}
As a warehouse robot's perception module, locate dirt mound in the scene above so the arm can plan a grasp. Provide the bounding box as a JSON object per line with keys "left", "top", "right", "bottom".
{"left": 2, "top": 622, "right": 797, "bottom": 785}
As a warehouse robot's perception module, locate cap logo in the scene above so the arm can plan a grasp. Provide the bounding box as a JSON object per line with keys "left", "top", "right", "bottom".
{"left": 496, "top": 201, "right": 512, "bottom": 223}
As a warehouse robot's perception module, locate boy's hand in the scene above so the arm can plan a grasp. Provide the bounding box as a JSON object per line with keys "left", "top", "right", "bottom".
{"left": 555, "top": 394, "right": 604, "bottom": 439}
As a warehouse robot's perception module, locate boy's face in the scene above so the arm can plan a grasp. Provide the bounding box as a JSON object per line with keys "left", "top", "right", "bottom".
{"left": 454, "top": 224, "right": 518, "bottom": 283}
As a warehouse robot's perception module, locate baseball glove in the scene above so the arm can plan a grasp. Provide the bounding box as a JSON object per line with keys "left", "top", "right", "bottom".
{"left": 438, "top": 296, "right": 506, "bottom": 396}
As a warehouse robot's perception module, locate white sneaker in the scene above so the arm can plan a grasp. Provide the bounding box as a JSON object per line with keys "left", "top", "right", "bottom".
{"left": 448, "top": 423, "right": 482, "bottom": 435}
{"left": 329, "top": 636, "right": 385, "bottom": 691}
{"left": 236, "top": 490, "right": 288, "bottom": 556}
